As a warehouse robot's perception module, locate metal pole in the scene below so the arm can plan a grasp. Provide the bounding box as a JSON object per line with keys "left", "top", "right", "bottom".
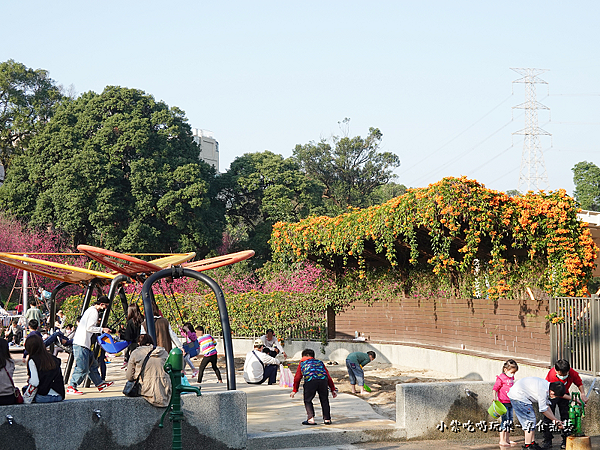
{"left": 22, "top": 255, "right": 29, "bottom": 315}
{"left": 141, "top": 267, "right": 236, "bottom": 390}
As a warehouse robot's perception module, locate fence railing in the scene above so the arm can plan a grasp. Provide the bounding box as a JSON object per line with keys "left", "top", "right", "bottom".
{"left": 550, "top": 296, "right": 600, "bottom": 375}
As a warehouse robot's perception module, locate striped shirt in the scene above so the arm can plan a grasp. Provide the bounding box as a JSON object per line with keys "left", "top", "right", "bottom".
{"left": 198, "top": 334, "right": 217, "bottom": 356}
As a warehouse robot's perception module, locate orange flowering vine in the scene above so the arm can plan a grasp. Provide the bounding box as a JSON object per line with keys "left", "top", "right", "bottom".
{"left": 270, "top": 176, "right": 598, "bottom": 300}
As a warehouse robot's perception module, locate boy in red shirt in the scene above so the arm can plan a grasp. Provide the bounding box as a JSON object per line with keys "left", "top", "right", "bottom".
{"left": 542, "top": 359, "right": 588, "bottom": 449}
{"left": 290, "top": 348, "right": 337, "bottom": 425}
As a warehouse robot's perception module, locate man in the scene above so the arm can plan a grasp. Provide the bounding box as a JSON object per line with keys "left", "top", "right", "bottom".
{"left": 4, "top": 318, "right": 23, "bottom": 345}
{"left": 38, "top": 287, "right": 51, "bottom": 303}
{"left": 243, "top": 339, "right": 281, "bottom": 385}
{"left": 22, "top": 319, "right": 43, "bottom": 360}
{"left": 507, "top": 377, "right": 565, "bottom": 450}
{"left": 67, "top": 296, "right": 114, "bottom": 395}
{"left": 260, "top": 329, "right": 287, "bottom": 358}
{"left": 25, "top": 301, "right": 43, "bottom": 327}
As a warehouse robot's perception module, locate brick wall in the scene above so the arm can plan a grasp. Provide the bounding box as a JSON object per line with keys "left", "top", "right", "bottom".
{"left": 335, "top": 296, "right": 551, "bottom": 362}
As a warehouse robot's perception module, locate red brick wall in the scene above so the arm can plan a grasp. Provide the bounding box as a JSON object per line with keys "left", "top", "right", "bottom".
{"left": 335, "top": 296, "right": 551, "bottom": 362}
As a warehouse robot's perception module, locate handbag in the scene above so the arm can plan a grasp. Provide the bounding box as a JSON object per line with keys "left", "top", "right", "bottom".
{"left": 4, "top": 367, "right": 23, "bottom": 404}
{"left": 23, "top": 383, "right": 38, "bottom": 404}
{"left": 123, "top": 346, "right": 155, "bottom": 397}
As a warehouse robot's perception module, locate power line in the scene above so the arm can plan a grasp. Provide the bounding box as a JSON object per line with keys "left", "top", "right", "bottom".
{"left": 409, "top": 118, "right": 517, "bottom": 186}
{"left": 467, "top": 144, "right": 514, "bottom": 173}
{"left": 398, "top": 94, "right": 513, "bottom": 176}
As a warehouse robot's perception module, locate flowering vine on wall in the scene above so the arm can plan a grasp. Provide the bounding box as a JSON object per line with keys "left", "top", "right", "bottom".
{"left": 270, "top": 176, "right": 598, "bottom": 299}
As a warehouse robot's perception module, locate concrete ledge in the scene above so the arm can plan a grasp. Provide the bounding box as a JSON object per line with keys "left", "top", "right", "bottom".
{"left": 229, "top": 338, "right": 549, "bottom": 381}
{"left": 397, "top": 379, "right": 600, "bottom": 440}
{"left": 0, "top": 391, "right": 246, "bottom": 450}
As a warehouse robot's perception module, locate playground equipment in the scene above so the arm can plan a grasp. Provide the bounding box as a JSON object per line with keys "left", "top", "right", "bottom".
{"left": 159, "top": 347, "right": 202, "bottom": 450}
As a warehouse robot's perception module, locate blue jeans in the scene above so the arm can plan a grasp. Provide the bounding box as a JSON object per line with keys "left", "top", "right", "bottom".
{"left": 35, "top": 394, "right": 63, "bottom": 403}
{"left": 511, "top": 399, "right": 537, "bottom": 431}
{"left": 69, "top": 345, "right": 103, "bottom": 388}
{"left": 346, "top": 360, "right": 364, "bottom": 386}
{"left": 500, "top": 402, "right": 513, "bottom": 431}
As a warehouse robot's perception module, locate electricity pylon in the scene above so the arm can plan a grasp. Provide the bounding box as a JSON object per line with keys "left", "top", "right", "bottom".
{"left": 511, "top": 68, "right": 551, "bottom": 192}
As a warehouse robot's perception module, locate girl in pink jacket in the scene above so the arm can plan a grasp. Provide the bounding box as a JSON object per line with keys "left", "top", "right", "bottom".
{"left": 492, "top": 359, "right": 519, "bottom": 447}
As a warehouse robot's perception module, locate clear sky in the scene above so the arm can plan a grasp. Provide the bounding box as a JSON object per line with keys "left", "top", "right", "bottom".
{"left": 2, "top": 1, "right": 599, "bottom": 195}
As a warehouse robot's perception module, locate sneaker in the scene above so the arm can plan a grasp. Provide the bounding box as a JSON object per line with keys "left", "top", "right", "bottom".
{"left": 523, "top": 443, "right": 543, "bottom": 450}
{"left": 560, "top": 441, "right": 566, "bottom": 450}
{"left": 121, "top": 362, "right": 128, "bottom": 369}
{"left": 66, "top": 386, "right": 83, "bottom": 396}
{"left": 192, "top": 370, "right": 199, "bottom": 378}
{"left": 97, "top": 381, "right": 114, "bottom": 392}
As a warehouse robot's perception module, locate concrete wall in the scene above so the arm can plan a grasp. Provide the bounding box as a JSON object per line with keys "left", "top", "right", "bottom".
{"left": 396, "top": 379, "right": 600, "bottom": 440}
{"left": 228, "top": 338, "right": 549, "bottom": 380}
{"left": 0, "top": 391, "right": 246, "bottom": 450}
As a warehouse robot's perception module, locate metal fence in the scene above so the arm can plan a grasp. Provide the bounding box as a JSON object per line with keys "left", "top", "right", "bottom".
{"left": 550, "top": 296, "right": 600, "bottom": 375}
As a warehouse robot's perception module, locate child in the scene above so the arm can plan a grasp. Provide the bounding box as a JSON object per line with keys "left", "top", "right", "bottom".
{"left": 290, "top": 348, "right": 338, "bottom": 425}
{"left": 492, "top": 359, "right": 518, "bottom": 447}
{"left": 195, "top": 326, "right": 223, "bottom": 384}
{"left": 542, "top": 359, "right": 587, "bottom": 449}
{"left": 180, "top": 322, "right": 198, "bottom": 378}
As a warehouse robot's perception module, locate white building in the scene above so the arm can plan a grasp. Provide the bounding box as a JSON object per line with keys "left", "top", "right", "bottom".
{"left": 192, "top": 128, "right": 219, "bottom": 172}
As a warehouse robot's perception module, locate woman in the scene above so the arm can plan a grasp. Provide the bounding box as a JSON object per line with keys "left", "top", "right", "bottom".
{"left": 24, "top": 334, "right": 65, "bottom": 403}
{"left": 0, "top": 337, "right": 18, "bottom": 405}
{"left": 125, "top": 334, "right": 171, "bottom": 407}
{"left": 123, "top": 303, "right": 144, "bottom": 369}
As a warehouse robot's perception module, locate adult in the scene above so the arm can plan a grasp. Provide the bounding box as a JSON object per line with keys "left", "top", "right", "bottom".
{"left": 260, "top": 329, "right": 287, "bottom": 358}
{"left": 24, "top": 334, "right": 65, "bottom": 403}
{"left": 346, "top": 351, "right": 376, "bottom": 394}
{"left": 507, "top": 377, "right": 565, "bottom": 449}
{"left": 67, "top": 296, "right": 114, "bottom": 395}
{"left": 0, "top": 338, "right": 17, "bottom": 405}
{"left": 125, "top": 334, "right": 171, "bottom": 407}
{"left": 141, "top": 301, "right": 182, "bottom": 354}
{"left": 243, "top": 339, "right": 281, "bottom": 385}
{"left": 25, "top": 301, "right": 43, "bottom": 328}
{"left": 22, "top": 319, "right": 43, "bottom": 360}
{"left": 4, "top": 318, "right": 23, "bottom": 345}
{"left": 195, "top": 326, "right": 222, "bottom": 384}
{"left": 123, "top": 303, "right": 144, "bottom": 368}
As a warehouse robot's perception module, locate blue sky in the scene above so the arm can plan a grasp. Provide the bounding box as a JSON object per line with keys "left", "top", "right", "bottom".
{"left": 2, "top": 1, "right": 599, "bottom": 194}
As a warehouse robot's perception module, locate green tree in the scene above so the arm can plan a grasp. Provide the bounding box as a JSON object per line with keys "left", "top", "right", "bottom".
{"left": 221, "top": 151, "right": 324, "bottom": 262}
{"left": 293, "top": 122, "right": 401, "bottom": 215}
{"left": 572, "top": 161, "right": 600, "bottom": 211}
{"left": 367, "top": 181, "right": 407, "bottom": 206}
{"left": 0, "top": 60, "right": 64, "bottom": 176}
{"left": 0, "top": 86, "right": 224, "bottom": 254}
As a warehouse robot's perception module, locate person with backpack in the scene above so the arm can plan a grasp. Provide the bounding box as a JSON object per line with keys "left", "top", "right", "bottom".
{"left": 290, "top": 348, "right": 338, "bottom": 425}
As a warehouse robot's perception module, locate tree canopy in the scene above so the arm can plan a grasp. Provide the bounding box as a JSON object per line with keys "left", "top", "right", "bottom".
{"left": 220, "top": 150, "right": 324, "bottom": 262}
{"left": 0, "top": 60, "right": 64, "bottom": 176}
{"left": 293, "top": 123, "right": 401, "bottom": 215}
{"left": 0, "top": 86, "right": 224, "bottom": 254}
{"left": 572, "top": 161, "right": 600, "bottom": 211}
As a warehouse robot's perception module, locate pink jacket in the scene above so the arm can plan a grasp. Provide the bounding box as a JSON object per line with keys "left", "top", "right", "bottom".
{"left": 493, "top": 372, "right": 515, "bottom": 403}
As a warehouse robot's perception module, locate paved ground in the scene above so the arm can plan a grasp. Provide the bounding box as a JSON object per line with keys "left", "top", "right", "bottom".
{"left": 9, "top": 350, "right": 600, "bottom": 449}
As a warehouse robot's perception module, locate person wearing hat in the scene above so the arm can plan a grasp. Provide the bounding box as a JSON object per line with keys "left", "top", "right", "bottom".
{"left": 243, "top": 338, "right": 281, "bottom": 385}
{"left": 66, "top": 296, "right": 114, "bottom": 395}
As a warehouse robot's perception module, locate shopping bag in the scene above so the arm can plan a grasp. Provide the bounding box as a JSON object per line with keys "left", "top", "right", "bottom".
{"left": 23, "top": 383, "right": 38, "bottom": 404}
{"left": 279, "top": 366, "right": 293, "bottom": 388}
